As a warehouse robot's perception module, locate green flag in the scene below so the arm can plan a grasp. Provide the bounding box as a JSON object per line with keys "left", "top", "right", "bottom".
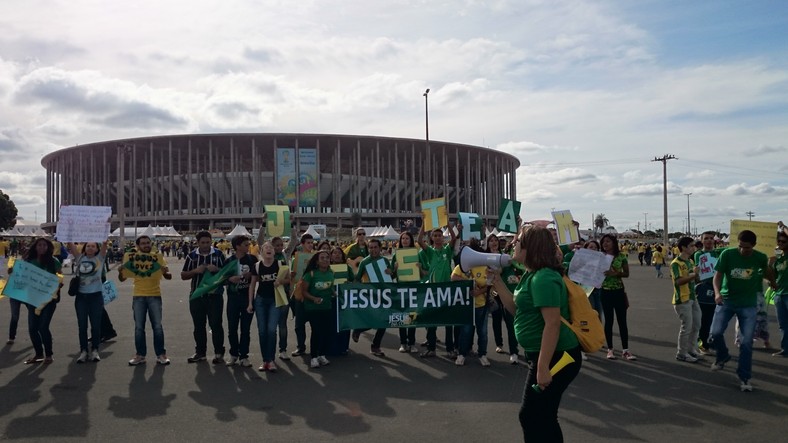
{"left": 190, "top": 261, "right": 238, "bottom": 300}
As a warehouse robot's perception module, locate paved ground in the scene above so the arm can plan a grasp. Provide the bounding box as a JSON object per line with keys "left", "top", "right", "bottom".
{"left": 0, "top": 255, "right": 787, "bottom": 442}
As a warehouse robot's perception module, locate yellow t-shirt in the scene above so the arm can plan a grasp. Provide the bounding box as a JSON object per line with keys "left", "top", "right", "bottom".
{"left": 249, "top": 243, "right": 260, "bottom": 258}
{"left": 451, "top": 264, "right": 488, "bottom": 308}
{"left": 0, "top": 240, "right": 9, "bottom": 256}
{"left": 652, "top": 251, "right": 665, "bottom": 265}
{"left": 124, "top": 251, "right": 168, "bottom": 296}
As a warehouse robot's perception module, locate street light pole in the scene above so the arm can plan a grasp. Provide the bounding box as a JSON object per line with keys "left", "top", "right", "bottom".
{"left": 117, "top": 143, "right": 133, "bottom": 248}
{"left": 684, "top": 192, "right": 692, "bottom": 235}
{"left": 423, "top": 88, "right": 430, "bottom": 197}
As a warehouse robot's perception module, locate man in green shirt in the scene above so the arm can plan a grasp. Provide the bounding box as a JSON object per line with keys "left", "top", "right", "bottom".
{"left": 353, "top": 239, "right": 392, "bottom": 356}
{"left": 417, "top": 223, "right": 459, "bottom": 357}
{"left": 771, "top": 223, "right": 788, "bottom": 357}
{"left": 710, "top": 229, "right": 776, "bottom": 391}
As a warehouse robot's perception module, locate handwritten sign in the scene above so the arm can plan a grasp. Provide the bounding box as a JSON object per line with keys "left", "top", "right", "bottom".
{"left": 56, "top": 205, "right": 112, "bottom": 242}
{"left": 2, "top": 260, "right": 60, "bottom": 310}
{"left": 103, "top": 280, "right": 118, "bottom": 305}
{"left": 498, "top": 199, "right": 521, "bottom": 234}
{"left": 729, "top": 219, "right": 778, "bottom": 257}
{"left": 552, "top": 210, "right": 579, "bottom": 245}
{"left": 568, "top": 248, "right": 614, "bottom": 289}
{"left": 697, "top": 253, "right": 717, "bottom": 281}
{"left": 395, "top": 248, "right": 421, "bottom": 282}
{"left": 458, "top": 212, "right": 483, "bottom": 240}
{"left": 421, "top": 198, "right": 448, "bottom": 231}
{"left": 264, "top": 205, "right": 291, "bottom": 237}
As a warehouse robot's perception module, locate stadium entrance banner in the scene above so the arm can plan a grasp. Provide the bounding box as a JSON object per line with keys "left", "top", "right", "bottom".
{"left": 337, "top": 281, "right": 474, "bottom": 330}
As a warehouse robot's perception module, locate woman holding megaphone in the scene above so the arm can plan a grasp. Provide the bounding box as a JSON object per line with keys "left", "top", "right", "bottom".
{"left": 495, "top": 226, "right": 581, "bottom": 442}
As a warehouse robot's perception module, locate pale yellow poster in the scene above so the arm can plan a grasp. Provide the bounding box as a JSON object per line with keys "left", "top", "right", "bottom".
{"left": 264, "top": 205, "right": 291, "bottom": 237}
{"left": 552, "top": 210, "right": 579, "bottom": 245}
{"left": 729, "top": 219, "right": 778, "bottom": 257}
{"left": 421, "top": 198, "right": 448, "bottom": 231}
{"left": 395, "top": 248, "right": 421, "bottom": 282}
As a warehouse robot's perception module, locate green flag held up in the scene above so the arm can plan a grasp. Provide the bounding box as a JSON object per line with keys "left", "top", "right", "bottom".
{"left": 190, "top": 261, "right": 237, "bottom": 300}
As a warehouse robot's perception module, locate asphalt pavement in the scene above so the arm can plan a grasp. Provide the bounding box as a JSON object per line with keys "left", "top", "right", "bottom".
{"left": 0, "top": 255, "right": 787, "bottom": 442}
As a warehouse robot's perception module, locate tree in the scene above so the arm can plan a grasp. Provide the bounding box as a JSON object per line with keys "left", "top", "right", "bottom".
{"left": 0, "top": 190, "right": 17, "bottom": 230}
{"left": 594, "top": 213, "right": 609, "bottom": 238}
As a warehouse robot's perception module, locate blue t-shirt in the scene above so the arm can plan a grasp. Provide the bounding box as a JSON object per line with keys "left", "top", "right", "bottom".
{"left": 77, "top": 253, "right": 105, "bottom": 294}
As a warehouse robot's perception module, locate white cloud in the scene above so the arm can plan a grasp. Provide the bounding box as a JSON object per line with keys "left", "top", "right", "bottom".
{"left": 684, "top": 169, "right": 716, "bottom": 180}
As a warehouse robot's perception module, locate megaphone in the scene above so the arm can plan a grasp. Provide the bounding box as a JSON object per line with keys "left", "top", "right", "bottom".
{"left": 458, "top": 246, "right": 512, "bottom": 273}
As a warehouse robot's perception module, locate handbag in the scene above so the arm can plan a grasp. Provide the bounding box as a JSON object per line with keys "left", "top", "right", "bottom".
{"left": 68, "top": 275, "right": 80, "bottom": 296}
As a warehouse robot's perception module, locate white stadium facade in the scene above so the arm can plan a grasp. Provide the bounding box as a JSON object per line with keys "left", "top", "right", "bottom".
{"left": 41, "top": 133, "right": 519, "bottom": 232}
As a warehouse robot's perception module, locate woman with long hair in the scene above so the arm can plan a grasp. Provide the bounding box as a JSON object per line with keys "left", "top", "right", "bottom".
{"left": 300, "top": 250, "right": 335, "bottom": 369}
{"left": 21, "top": 237, "right": 62, "bottom": 364}
{"left": 393, "top": 231, "right": 421, "bottom": 352}
{"left": 68, "top": 241, "right": 108, "bottom": 363}
{"left": 496, "top": 226, "right": 581, "bottom": 441}
{"left": 600, "top": 234, "right": 635, "bottom": 360}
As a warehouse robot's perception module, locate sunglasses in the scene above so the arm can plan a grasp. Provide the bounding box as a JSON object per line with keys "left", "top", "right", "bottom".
{"left": 357, "top": 232, "right": 366, "bottom": 236}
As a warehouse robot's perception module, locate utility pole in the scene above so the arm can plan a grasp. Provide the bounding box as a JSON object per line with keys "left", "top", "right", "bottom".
{"left": 643, "top": 212, "right": 648, "bottom": 233}
{"left": 653, "top": 154, "right": 676, "bottom": 248}
{"left": 746, "top": 211, "right": 755, "bottom": 221}
{"left": 684, "top": 192, "right": 692, "bottom": 235}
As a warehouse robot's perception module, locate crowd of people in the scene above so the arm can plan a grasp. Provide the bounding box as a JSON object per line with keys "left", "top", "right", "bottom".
{"left": 2, "top": 218, "right": 787, "bottom": 441}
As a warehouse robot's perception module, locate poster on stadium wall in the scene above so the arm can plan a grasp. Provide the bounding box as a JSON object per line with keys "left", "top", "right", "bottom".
{"left": 276, "top": 148, "right": 297, "bottom": 207}
{"left": 298, "top": 148, "right": 318, "bottom": 208}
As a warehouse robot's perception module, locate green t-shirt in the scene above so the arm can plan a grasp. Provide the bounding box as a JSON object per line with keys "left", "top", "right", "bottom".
{"left": 773, "top": 255, "right": 788, "bottom": 296}
{"left": 670, "top": 256, "right": 695, "bottom": 304}
{"left": 500, "top": 262, "right": 524, "bottom": 292}
{"left": 417, "top": 249, "right": 431, "bottom": 282}
{"left": 714, "top": 248, "right": 769, "bottom": 307}
{"left": 422, "top": 244, "right": 453, "bottom": 283}
{"left": 343, "top": 242, "right": 368, "bottom": 261}
{"left": 513, "top": 268, "right": 579, "bottom": 353}
{"left": 601, "top": 253, "right": 628, "bottom": 290}
{"left": 302, "top": 269, "right": 335, "bottom": 311}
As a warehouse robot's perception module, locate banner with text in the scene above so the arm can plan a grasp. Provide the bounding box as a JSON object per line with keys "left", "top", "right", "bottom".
{"left": 1, "top": 260, "right": 60, "bottom": 310}
{"left": 56, "top": 205, "right": 112, "bottom": 243}
{"left": 421, "top": 198, "right": 448, "bottom": 231}
{"left": 497, "top": 198, "right": 521, "bottom": 234}
{"left": 337, "top": 281, "right": 474, "bottom": 330}
{"left": 264, "top": 205, "right": 291, "bottom": 237}
{"left": 276, "top": 148, "right": 297, "bottom": 207}
{"left": 298, "top": 148, "right": 318, "bottom": 208}
{"left": 729, "top": 219, "right": 778, "bottom": 257}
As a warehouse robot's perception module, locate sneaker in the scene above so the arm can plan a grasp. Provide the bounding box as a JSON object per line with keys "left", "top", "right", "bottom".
{"left": 495, "top": 346, "right": 505, "bottom": 354}
{"left": 278, "top": 352, "right": 291, "bottom": 361}
{"left": 6, "top": 338, "right": 14, "bottom": 345}
{"left": 398, "top": 345, "right": 408, "bottom": 353}
{"left": 509, "top": 354, "right": 519, "bottom": 365}
{"left": 291, "top": 349, "right": 304, "bottom": 357}
{"left": 77, "top": 350, "right": 88, "bottom": 364}
{"left": 310, "top": 358, "right": 320, "bottom": 368}
{"left": 447, "top": 350, "right": 458, "bottom": 359}
{"left": 24, "top": 355, "right": 44, "bottom": 365}
{"left": 676, "top": 354, "right": 698, "bottom": 363}
{"left": 187, "top": 353, "right": 207, "bottom": 363}
{"left": 268, "top": 361, "right": 278, "bottom": 372}
{"left": 128, "top": 355, "right": 146, "bottom": 366}
{"left": 318, "top": 356, "right": 330, "bottom": 366}
{"left": 455, "top": 355, "right": 466, "bottom": 366}
{"left": 688, "top": 351, "right": 704, "bottom": 361}
{"left": 226, "top": 356, "right": 239, "bottom": 366}
{"left": 710, "top": 354, "right": 732, "bottom": 371}
{"left": 156, "top": 355, "right": 171, "bottom": 365}
{"left": 606, "top": 349, "right": 616, "bottom": 360}
{"left": 698, "top": 347, "right": 715, "bottom": 356}
{"left": 239, "top": 358, "right": 252, "bottom": 367}
{"left": 772, "top": 350, "right": 787, "bottom": 357}
{"left": 258, "top": 362, "right": 269, "bottom": 372}
{"left": 420, "top": 350, "right": 436, "bottom": 358}
{"left": 101, "top": 331, "right": 118, "bottom": 343}
{"left": 740, "top": 379, "right": 753, "bottom": 392}
{"left": 90, "top": 349, "right": 100, "bottom": 362}
{"left": 479, "top": 355, "right": 491, "bottom": 367}
{"left": 420, "top": 340, "right": 429, "bottom": 347}
{"left": 622, "top": 350, "right": 637, "bottom": 361}
{"left": 211, "top": 354, "right": 224, "bottom": 364}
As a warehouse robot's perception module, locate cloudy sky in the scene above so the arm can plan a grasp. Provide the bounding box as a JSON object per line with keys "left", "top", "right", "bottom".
{"left": 1, "top": 0, "right": 786, "bottom": 234}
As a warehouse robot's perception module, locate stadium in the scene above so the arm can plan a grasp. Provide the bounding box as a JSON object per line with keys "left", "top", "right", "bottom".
{"left": 40, "top": 133, "right": 520, "bottom": 232}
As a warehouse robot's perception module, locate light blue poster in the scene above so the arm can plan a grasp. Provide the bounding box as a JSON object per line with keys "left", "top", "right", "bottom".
{"left": 2, "top": 260, "right": 59, "bottom": 310}
{"left": 298, "top": 148, "right": 318, "bottom": 207}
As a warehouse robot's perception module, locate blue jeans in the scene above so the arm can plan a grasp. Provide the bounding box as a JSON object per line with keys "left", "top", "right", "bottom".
{"left": 132, "top": 296, "right": 165, "bottom": 357}
{"left": 459, "top": 306, "right": 489, "bottom": 357}
{"left": 75, "top": 291, "right": 104, "bottom": 352}
{"left": 710, "top": 303, "right": 756, "bottom": 381}
{"left": 775, "top": 295, "right": 788, "bottom": 353}
{"left": 277, "top": 305, "right": 289, "bottom": 352}
{"left": 27, "top": 301, "right": 57, "bottom": 357}
{"left": 254, "top": 297, "right": 280, "bottom": 362}
{"left": 226, "top": 294, "right": 253, "bottom": 359}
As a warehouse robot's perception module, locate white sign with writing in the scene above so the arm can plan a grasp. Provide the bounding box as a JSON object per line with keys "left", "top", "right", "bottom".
{"left": 2, "top": 260, "right": 60, "bottom": 309}
{"left": 698, "top": 253, "right": 717, "bottom": 281}
{"left": 568, "top": 248, "right": 614, "bottom": 289}
{"left": 57, "top": 205, "right": 112, "bottom": 243}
